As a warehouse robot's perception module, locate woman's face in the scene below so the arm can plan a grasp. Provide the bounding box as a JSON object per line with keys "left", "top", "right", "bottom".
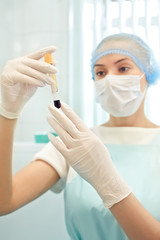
{"left": 93, "top": 54, "right": 148, "bottom": 92}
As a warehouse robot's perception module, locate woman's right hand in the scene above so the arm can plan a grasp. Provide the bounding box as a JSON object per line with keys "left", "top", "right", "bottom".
{"left": 0, "top": 46, "right": 57, "bottom": 119}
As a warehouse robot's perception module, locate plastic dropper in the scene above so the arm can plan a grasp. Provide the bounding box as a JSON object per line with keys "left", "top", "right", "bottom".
{"left": 44, "top": 53, "right": 61, "bottom": 108}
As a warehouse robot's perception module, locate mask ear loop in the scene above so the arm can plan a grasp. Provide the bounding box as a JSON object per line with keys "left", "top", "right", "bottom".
{"left": 140, "top": 73, "right": 145, "bottom": 79}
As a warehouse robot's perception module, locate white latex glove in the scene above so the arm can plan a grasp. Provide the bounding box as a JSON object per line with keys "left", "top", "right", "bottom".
{"left": 47, "top": 103, "right": 131, "bottom": 208}
{"left": 0, "top": 46, "right": 57, "bottom": 119}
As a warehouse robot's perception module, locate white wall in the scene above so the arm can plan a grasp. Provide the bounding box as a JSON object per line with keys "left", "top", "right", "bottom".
{"left": 0, "top": 0, "right": 69, "bottom": 141}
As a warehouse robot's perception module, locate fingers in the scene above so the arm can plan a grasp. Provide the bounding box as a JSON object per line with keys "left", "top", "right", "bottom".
{"left": 60, "top": 102, "right": 89, "bottom": 132}
{"left": 17, "top": 64, "right": 54, "bottom": 85}
{"left": 47, "top": 115, "right": 75, "bottom": 147}
{"left": 1, "top": 46, "right": 57, "bottom": 90}
{"left": 12, "top": 72, "right": 46, "bottom": 87}
{"left": 48, "top": 133, "right": 68, "bottom": 157}
{"left": 22, "top": 47, "right": 57, "bottom": 86}
{"left": 6, "top": 46, "right": 57, "bottom": 87}
{"left": 48, "top": 105, "right": 80, "bottom": 139}
{"left": 27, "top": 46, "right": 56, "bottom": 60}
{"left": 22, "top": 57, "right": 57, "bottom": 74}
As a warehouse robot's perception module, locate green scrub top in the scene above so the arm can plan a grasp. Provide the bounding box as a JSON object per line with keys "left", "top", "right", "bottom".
{"left": 64, "top": 144, "right": 160, "bottom": 240}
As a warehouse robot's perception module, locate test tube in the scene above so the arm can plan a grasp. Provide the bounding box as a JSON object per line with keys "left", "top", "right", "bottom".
{"left": 44, "top": 53, "right": 61, "bottom": 108}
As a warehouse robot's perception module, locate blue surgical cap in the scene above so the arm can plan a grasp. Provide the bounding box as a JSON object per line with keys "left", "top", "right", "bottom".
{"left": 91, "top": 33, "right": 160, "bottom": 85}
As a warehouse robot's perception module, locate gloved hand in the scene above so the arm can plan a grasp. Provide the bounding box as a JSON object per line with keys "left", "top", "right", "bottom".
{"left": 47, "top": 103, "right": 131, "bottom": 208}
{"left": 0, "top": 46, "right": 57, "bottom": 119}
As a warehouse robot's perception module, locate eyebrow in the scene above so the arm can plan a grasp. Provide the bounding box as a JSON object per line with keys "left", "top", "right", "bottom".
{"left": 94, "top": 64, "right": 105, "bottom": 67}
{"left": 115, "top": 58, "right": 130, "bottom": 64}
{"left": 94, "top": 57, "right": 131, "bottom": 68}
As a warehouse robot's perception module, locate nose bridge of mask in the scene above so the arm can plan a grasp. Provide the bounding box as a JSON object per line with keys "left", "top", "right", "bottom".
{"left": 95, "top": 73, "right": 145, "bottom": 97}
{"left": 106, "top": 74, "right": 142, "bottom": 91}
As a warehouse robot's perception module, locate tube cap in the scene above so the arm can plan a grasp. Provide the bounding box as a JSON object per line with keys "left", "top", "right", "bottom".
{"left": 44, "top": 53, "right": 54, "bottom": 64}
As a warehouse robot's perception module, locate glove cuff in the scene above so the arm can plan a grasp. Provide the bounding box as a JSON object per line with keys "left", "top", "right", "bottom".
{"left": 101, "top": 174, "right": 132, "bottom": 208}
{"left": 0, "top": 104, "right": 20, "bottom": 119}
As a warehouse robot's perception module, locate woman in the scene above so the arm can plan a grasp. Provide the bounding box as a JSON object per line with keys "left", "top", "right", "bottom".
{"left": 1, "top": 33, "right": 160, "bottom": 240}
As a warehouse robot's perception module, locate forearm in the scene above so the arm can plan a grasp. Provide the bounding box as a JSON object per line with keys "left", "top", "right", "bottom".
{"left": 0, "top": 115, "right": 17, "bottom": 209}
{"left": 110, "top": 193, "right": 160, "bottom": 240}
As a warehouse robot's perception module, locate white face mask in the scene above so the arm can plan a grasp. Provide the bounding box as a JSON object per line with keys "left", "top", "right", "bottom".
{"left": 94, "top": 74, "right": 146, "bottom": 117}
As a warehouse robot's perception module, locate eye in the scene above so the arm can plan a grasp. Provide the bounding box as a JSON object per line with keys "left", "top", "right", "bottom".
{"left": 94, "top": 66, "right": 107, "bottom": 80}
{"left": 94, "top": 70, "right": 106, "bottom": 80}
{"left": 95, "top": 71, "right": 106, "bottom": 76}
{"left": 119, "top": 66, "right": 130, "bottom": 73}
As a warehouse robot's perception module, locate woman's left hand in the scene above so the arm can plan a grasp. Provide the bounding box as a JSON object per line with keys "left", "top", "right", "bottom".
{"left": 47, "top": 102, "right": 131, "bottom": 208}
